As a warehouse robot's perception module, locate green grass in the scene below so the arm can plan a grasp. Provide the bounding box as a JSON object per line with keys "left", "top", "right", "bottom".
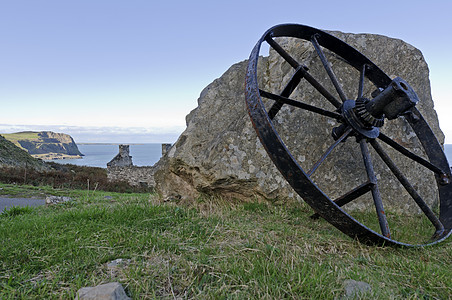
{"left": 1, "top": 205, "right": 35, "bottom": 218}
{"left": 1, "top": 132, "right": 40, "bottom": 149}
{"left": 0, "top": 136, "right": 48, "bottom": 171}
{"left": 0, "top": 183, "right": 70, "bottom": 198}
{"left": 0, "top": 183, "right": 451, "bottom": 299}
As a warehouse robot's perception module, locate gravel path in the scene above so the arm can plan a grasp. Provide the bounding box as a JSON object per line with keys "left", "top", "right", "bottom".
{"left": 0, "top": 197, "right": 46, "bottom": 212}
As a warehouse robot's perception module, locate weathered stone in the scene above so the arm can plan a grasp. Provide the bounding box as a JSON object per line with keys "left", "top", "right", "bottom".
{"left": 45, "top": 196, "right": 72, "bottom": 205}
{"left": 154, "top": 31, "right": 443, "bottom": 212}
{"left": 107, "top": 166, "right": 156, "bottom": 188}
{"left": 106, "top": 145, "right": 156, "bottom": 188}
{"left": 106, "top": 258, "right": 131, "bottom": 269}
{"left": 162, "top": 144, "right": 172, "bottom": 156}
{"left": 107, "top": 145, "right": 133, "bottom": 167}
{"left": 75, "top": 282, "right": 130, "bottom": 300}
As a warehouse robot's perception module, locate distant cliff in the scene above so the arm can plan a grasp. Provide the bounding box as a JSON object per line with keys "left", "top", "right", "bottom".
{"left": 1, "top": 131, "right": 84, "bottom": 160}
{"left": 0, "top": 135, "right": 49, "bottom": 170}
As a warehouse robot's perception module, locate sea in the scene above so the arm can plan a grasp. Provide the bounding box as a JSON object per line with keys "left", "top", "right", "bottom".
{"left": 445, "top": 144, "right": 452, "bottom": 162}
{"left": 50, "top": 143, "right": 164, "bottom": 168}
{"left": 49, "top": 143, "right": 452, "bottom": 169}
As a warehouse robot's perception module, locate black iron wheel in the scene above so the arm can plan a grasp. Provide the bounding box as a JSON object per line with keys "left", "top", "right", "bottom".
{"left": 245, "top": 24, "right": 452, "bottom": 246}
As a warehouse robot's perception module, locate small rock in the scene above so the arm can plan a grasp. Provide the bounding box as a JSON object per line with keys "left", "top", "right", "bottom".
{"left": 107, "top": 258, "right": 131, "bottom": 269}
{"left": 104, "top": 196, "right": 113, "bottom": 200}
{"left": 75, "top": 282, "right": 130, "bottom": 300}
{"left": 106, "top": 259, "right": 132, "bottom": 278}
{"left": 343, "top": 279, "right": 372, "bottom": 298}
{"left": 45, "top": 196, "right": 72, "bottom": 205}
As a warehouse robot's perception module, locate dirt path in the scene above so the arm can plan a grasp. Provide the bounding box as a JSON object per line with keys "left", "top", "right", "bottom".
{"left": 0, "top": 197, "right": 46, "bottom": 212}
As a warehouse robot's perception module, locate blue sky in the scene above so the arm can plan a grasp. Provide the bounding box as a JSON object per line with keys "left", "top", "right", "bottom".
{"left": 1, "top": 0, "right": 451, "bottom": 143}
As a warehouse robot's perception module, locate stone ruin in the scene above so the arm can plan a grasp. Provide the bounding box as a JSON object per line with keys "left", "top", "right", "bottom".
{"left": 107, "top": 145, "right": 133, "bottom": 167}
{"left": 107, "top": 145, "right": 156, "bottom": 188}
{"left": 105, "top": 31, "right": 444, "bottom": 213}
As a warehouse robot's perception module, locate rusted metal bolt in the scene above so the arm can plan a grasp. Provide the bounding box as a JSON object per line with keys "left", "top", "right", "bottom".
{"left": 440, "top": 173, "right": 450, "bottom": 185}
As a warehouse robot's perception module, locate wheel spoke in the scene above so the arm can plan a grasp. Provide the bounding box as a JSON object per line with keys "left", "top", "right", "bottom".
{"left": 357, "top": 64, "right": 367, "bottom": 99}
{"left": 265, "top": 36, "right": 299, "bottom": 69}
{"left": 307, "top": 127, "right": 352, "bottom": 176}
{"left": 265, "top": 36, "right": 342, "bottom": 109}
{"left": 360, "top": 139, "right": 391, "bottom": 238}
{"left": 378, "top": 133, "right": 447, "bottom": 177}
{"left": 370, "top": 140, "right": 445, "bottom": 234}
{"left": 311, "top": 181, "right": 373, "bottom": 219}
{"left": 311, "top": 34, "right": 348, "bottom": 102}
{"left": 268, "top": 65, "right": 306, "bottom": 119}
{"left": 300, "top": 68, "right": 343, "bottom": 109}
{"left": 259, "top": 90, "right": 342, "bottom": 120}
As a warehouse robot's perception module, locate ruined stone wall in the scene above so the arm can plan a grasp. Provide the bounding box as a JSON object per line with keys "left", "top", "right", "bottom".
{"left": 107, "top": 166, "right": 156, "bottom": 188}
{"left": 106, "top": 144, "right": 173, "bottom": 190}
{"left": 107, "top": 145, "right": 133, "bottom": 167}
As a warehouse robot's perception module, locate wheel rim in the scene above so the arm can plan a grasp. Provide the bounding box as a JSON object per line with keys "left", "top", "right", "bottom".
{"left": 245, "top": 24, "right": 452, "bottom": 246}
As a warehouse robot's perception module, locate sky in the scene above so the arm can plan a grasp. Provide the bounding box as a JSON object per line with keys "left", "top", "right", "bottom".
{"left": 0, "top": 0, "right": 451, "bottom": 143}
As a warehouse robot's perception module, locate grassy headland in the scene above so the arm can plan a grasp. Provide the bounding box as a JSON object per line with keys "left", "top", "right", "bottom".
{"left": 1, "top": 132, "right": 41, "bottom": 147}
{"left": 0, "top": 135, "right": 49, "bottom": 171}
{"left": 0, "top": 183, "right": 450, "bottom": 299}
{"left": 1, "top": 131, "right": 83, "bottom": 160}
{"left": 0, "top": 134, "right": 143, "bottom": 193}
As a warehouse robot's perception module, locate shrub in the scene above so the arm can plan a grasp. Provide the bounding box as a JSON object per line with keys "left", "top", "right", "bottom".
{"left": 0, "top": 163, "right": 151, "bottom": 193}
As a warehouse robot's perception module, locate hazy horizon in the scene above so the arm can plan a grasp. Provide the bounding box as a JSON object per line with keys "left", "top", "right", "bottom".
{"left": 2, "top": 1, "right": 452, "bottom": 142}
{"left": 0, "top": 124, "right": 183, "bottom": 144}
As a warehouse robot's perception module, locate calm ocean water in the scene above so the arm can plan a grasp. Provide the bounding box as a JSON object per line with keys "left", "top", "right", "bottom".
{"left": 444, "top": 144, "right": 452, "bottom": 165}
{"left": 51, "top": 143, "right": 163, "bottom": 168}
{"left": 50, "top": 143, "right": 452, "bottom": 169}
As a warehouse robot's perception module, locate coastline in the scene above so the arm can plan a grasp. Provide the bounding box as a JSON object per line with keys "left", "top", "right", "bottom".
{"left": 77, "top": 143, "right": 146, "bottom": 145}
{"left": 48, "top": 143, "right": 163, "bottom": 168}
{"left": 33, "top": 153, "right": 83, "bottom": 160}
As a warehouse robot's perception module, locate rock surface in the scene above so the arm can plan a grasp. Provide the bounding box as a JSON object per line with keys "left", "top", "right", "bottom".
{"left": 75, "top": 282, "right": 130, "bottom": 300}
{"left": 107, "top": 145, "right": 156, "bottom": 188}
{"left": 107, "top": 145, "right": 133, "bottom": 167}
{"left": 107, "top": 166, "right": 156, "bottom": 188}
{"left": 154, "top": 31, "right": 443, "bottom": 212}
{"left": 45, "top": 196, "right": 72, "bottom": 205}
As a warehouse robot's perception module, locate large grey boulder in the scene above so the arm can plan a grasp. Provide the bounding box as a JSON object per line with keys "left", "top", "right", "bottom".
{"left": 154, "top": 31, "right": 443, "bottom": 212}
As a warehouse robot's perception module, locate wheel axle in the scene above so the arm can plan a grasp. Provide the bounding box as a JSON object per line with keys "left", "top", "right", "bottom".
{"left": 365, "top": 77, "right": 419, "bottom": 120}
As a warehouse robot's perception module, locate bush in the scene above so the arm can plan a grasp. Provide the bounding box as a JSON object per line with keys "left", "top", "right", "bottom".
{"left": 0, "top": 163, "right": 151, "bottom": 193}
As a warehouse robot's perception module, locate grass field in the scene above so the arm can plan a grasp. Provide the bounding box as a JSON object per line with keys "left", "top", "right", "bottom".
{"left": 0, "top": 183, "right": 451, "bottom": 299}
{"left": 1, "top": 132, "right": 40, "bottom": 149}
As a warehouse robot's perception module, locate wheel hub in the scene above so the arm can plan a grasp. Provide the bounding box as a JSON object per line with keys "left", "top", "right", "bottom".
{"left": 339, "top": 77, "right": 419, "bottom": 140}
{"left": 342, "top": 100, "right": 380, "bottom": 139}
